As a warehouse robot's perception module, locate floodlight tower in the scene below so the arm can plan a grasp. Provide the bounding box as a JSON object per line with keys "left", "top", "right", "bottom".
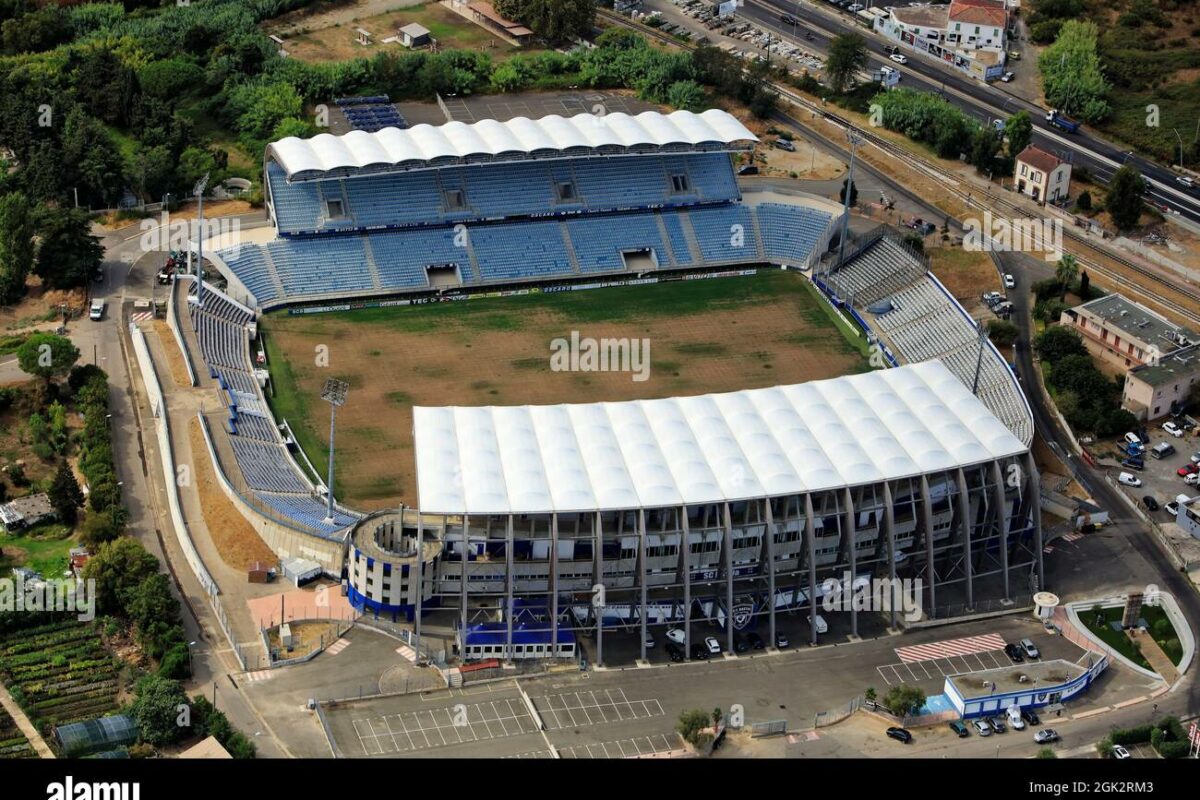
{"left": 835, "top": 129, "right": 864, "bottom": 271}
{"left": 193, "top": 173, "right": 210, "bottom": 307}
{"left": 321, "top": 378, "right": 349, "bottom": 523}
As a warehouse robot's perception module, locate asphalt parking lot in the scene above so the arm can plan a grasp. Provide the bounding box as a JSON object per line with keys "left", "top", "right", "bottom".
{"left": 1101, "top": 426, "right": 1200, "bottom": 517}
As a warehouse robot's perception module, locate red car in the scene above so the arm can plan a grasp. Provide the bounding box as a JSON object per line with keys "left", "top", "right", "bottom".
{"left": 1177, "top": 463, "right": 1198, "bottom": 477}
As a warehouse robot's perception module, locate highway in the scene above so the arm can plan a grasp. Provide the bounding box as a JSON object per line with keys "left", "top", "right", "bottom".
{"left": 727, "top": 0, "right": 1200, "bottom": 224}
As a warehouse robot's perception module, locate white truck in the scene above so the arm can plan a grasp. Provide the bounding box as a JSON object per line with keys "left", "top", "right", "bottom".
{"left": 89, "top": 299, "right": 105, "bottom": 321}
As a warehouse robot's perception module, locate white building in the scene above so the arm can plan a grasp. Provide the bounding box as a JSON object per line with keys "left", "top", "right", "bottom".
{"left": 876, "top": 0, "right": 1008, "bottom": 80}
{"left": 1015, "top": 145, "right": 1072, "bottom": 204}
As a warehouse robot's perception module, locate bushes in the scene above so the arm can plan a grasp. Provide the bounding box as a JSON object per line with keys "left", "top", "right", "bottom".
{"left": 870, "top": 89, "right": 978, "bottom": 160}
{"left": 1039, "top": 21, "right": 1111, "bottom": 122}
{"left": 1036, "top": 326, "right": 1135, "bottom": 436}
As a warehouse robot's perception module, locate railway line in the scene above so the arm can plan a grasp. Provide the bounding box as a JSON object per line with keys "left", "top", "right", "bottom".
{"left": 599, "top": 9, "right": 1200, "bottom": 326}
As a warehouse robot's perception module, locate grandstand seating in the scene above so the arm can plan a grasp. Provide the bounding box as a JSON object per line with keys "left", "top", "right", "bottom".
{"left": 254, "top": 492, "right": 359, "bottom": 535}
{"left": 266, "top": 153, "right": 742, "bottom": 236}
{"left": 567, "top": 214, "right": 666, "bottom": 273}
{"left": 756, "top": 203, "right": 834, "bottom": 265}
{"left": 470, "top": 221, "right": 574, "bottom": 282}
{"left": 686, "top": 205, "right": 758, "bottom": 263}
{"left": 230, "top": 435, "right": 312, "bottom": 493}
{"left": 232, "top": 412, "right": 279, "bottom": 443}
{"left": 833, "top": 236, "right": 1033, "bottom": 444}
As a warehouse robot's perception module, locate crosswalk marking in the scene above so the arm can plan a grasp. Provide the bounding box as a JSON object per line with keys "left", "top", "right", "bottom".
{"left": 243, "top": 669, "right": 273, "bottom": 683}
{"left": 396, "top": 645, "right": 416, "bottom": 662}
{"left": 894, "top": 633, "right": 1006, "bottom": 663}
{"left": 326, "top": 638, "right": 351, "bottom": 656}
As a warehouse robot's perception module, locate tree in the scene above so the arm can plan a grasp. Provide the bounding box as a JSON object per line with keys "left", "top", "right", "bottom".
{"left": 1076, "top": 190, "right": 1092, "bottom": 212}
{"left": 825, "top": 34, "right": 868, "bottom": 94}
{"left": 47, "top": 460, "right": 83, "bottom": 525}
{"left": 882, "top": 684, "right": 926, "bottom": 716}
{"left": 82, "top": 537, "right": 160, "bottom": 615}
{"left": 987, "top": 319, "right": 1019, "bottom": 347}
{"left": 1037, "top": 21, "right": 1110, "bottom": 122}
{"left": 0, "top": 192, "right": 34, "bottom": 304}
{"left": 33, "top": 207, "right": 104, "bottom": 290}
{"left": 1055, "top": 254, "right": 1079, "bottom": 300}
{"left": 1106, "top": 164, "right": 1145, "bottom": 231}
{"left": 16, "top": 332, "right": 79, "bottom": 386}
{"left": 1078, "top": 270, "right": 1091, "bottom": 299}
{"left": 494, "top": 0, "right": 595, "bottom": 45}
{"left": 125, "top": 573, "right": 184, "bottom": 659}
{"left": 840, "top": 178, "right": 858, "bottom": 208}
{"left": 1035, "top": 326, "right": 1086, "bottom": 363}
{"left": 676, "top": 708, "right": 713, "bottom": 747}
{"left": 666, "top": 80, "right": 706, "bottom": 112}
{"left": 1005, "top": 111, "right": 1032, "bottom": 159}
{"left": 969, "top": 125, "right": 1001, "bottom": 174}
{"left": 130, "top": 676, "right": 189, "bottom": 746}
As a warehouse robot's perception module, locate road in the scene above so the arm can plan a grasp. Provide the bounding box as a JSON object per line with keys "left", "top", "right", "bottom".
{"left": 716, "top": 0, "right": 1200, "bottom": 222}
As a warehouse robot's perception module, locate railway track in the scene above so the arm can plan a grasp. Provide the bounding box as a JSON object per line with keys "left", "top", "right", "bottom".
{"left": 599, "top": 9, "right": 1200, "bottom": 325}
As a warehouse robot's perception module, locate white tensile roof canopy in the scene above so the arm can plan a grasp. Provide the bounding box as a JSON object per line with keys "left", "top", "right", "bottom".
{"left": 267, "top": 109, "right": 758, "bottom": 180}
{"left": 413, "top": 360, "right": 1028, "bottom": 516}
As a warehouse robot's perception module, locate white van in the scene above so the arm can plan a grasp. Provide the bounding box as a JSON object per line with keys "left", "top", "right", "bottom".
{"left": 89, "top": 299, "right": 105, "bottom": 321}
{"left": 1007, "top": 705, "right": 1026, "bottom": 730}
{"left": 1124, "top": 432, "right": 1142, "bottom": 447}
{"left": 808, "top": 614, "right": 828, "bottom": 634}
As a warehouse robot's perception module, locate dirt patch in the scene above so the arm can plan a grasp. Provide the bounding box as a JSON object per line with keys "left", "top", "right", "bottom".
{"left": 927, "top": 246, "right": 1002, "bottom": 315}
{"left": 266, "top": 620, "right": 344, "bottom": 660}
{"left": 151, "top": 321, "right": 193, "bottom": 388}
{"left": 186, "top": 417, "right": 277, "bottom": 572}
{"left": 262, "top": 271, "right": 866, "bottom": 510}
{"left": 0, "top": 278, "right": 88, "bottom": 332}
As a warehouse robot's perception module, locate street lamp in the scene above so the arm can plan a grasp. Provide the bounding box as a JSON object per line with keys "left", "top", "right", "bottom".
{"left": 320, "top": 378, "right": 349, "bottom": 523}
{"left": 835, "top": 129, "right": 864, "bottom": 270}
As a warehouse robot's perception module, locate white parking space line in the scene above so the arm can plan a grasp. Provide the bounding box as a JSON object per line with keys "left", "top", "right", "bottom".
{"left": 349, "top": 697, "right": 539, "bottom": 755}
{"left": 558, "top": 733, "right": 681, "bottom": 759}
{"left": 537, "top": 690, "right": 665, "bottom": 731}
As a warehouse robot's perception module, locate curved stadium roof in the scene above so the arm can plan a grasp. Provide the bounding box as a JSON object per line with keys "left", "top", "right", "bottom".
{"left": 413, "top": 360, "right": 1028, "bottom": 516}
{"left": 267, "top": 109, "right": 759, "bottom": 180}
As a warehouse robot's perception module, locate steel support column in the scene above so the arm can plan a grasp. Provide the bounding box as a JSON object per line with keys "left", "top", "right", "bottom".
{"left": 681, "top": 508, "right": 692, "bottom": 657}
{"left": 882, "top": 482, "right": 898, "bottom": 630}
{"left": 842, "top": 488, "right": 858, "bottom": 638}
{"left": 1026, "top": 451, "right": 1045, "bottom": 590}
{"left": 457, "top": 515, "right": 467, "bottom": 656}
{"left": 955, "top": 469, "right": 974, "bottom": 610}
{"left": 920, "top": 476, "right": 937, "bottom": 619}
{"left": 414, "top": 513, "right": 424, "bottom": 657}
{"left": 638, "top": 509, "right": 649, "bottom": 662}
{"left": 804, "top": 494, "right": 818, "bottom": 647}
{"left": 594, "top": 512, "right": 604, "bottom": 667}
{"left": 722, "top": 503, "right": 735, "bottom": 653}
{"left": 763, "top": 500, "right": 777, "bottom": 650}
{"left": 990, "top": 461, "right": 1012, "bottom": 600}
{"left": 550, "top": 513, "right": 559, "bottom": 654}
{"left": 505, "top": 516, "right": 515, "bottom": 662}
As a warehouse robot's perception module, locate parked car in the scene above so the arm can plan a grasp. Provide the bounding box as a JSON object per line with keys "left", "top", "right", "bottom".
{"left": 1004, "top": 643, "right": 1024, "bottom": 663}
{"left": 773, "top": 137, "right": 796, "bottom": 152}
{"left": 665, "top": 642, "right": 685, "bottom": 662}
{"left": 1007, "top": 707, "right": 1026, "bottom": 730}
{"left": 643, "top": 632, "right": 656, "bottom": 649}
{"left": 733, "top": 634, "right": 750, "bottom": 653}
{"left": 1000, "top": 71, "right": 1014, "bottom": 82}
{"left": 690, "top": 643, "right": 710, "bottom": 660}
{"left": 1163, "top": 421, "right": 1184, "bottom": 438}
{"left": 972, "top": 719, "right": 993, "bottom": 736}
{"left": 746, "top": 631, "right": 766, "bottom": 650}
{"left": 1121, "top": 458, "right": 1144, "bottom": 471}
{"left": 1033, "top": 728, "right": 1060, "bottom": 744}
{"left": 1178, "top": 463, "right": 1198, "bottom": 477}
{"left": 990, "top": 717, "right": 1007, "bottom": 734}
{"left": 89, "top": 299, "right": 105, "bottom": 321}
{"left": 1190, "top": 451, "right": 1200, "bottom": 464}
{"left": 889, "top": 53, "right": 907, "bottom": 64}
{"left": 948, "top": 721, "right": 970, "bottom": 738}
{"left": 780, "top": 13, "right": 799, "bottom": 24}
{"left": 1143, "top": 496, "right": 1160, "bottom": 511}
{"left": 1125, "top": 432, "right": 1143, "bottom": 447}
{"left": 704, "top": 636, "right": 722, "bottom": 655}
{"left": 666, "top": 628, "right": 686, "bottom": 645}
{"left": 886, "top": 726, "right": 913, "bottom": 743}
{"left": 1150, "top": 442, "right": 1175, "bottom": 459}
{"left": 736, "top": 164, "right": 759, "bottom": 176}
{"left": 1022, "top": 708, "right": 1042, "bottom": 725}
{"left": 1118, "top": 472, "right": 1142, "bottom": 487}
{"left": 1112, "top": 744, "right": 1131, "bottom": 759}
{"left": 1186, "top": 473, "right": 1200, "bottom": 486}
{"left": 808, "top": 614, "right": 828, "bottom": 634}
{"left": 1020, "top": 638, "right": 1040, "bottom": 659}
{"left": 1165, "top": 501, "right": 1181, "bottom": 517}
{"left": 1004, "top": 273, "right": 1016, "bottom": 289}
{"left": 775, "top": 631, "right": 790, "bottom": 649}
{"left": 884, "top": 44, "right": 900, "bottom": 55}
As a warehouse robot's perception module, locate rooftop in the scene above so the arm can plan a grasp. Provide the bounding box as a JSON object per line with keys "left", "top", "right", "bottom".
{"left": 1071, "top": 294, "right": 1197, "bottom": 351}
{"left": 399, "top": 22, "right": 430, "bottom": 37}
{"left": 948, "top": 658, "right": 1091, "bottom": 700}
{"left": 1016, "top": 145, "right": 1066, "bottom": 175}
{"left": 892, "top": 6, "right": 950, "bottom": 28}
{"left": 949, "top": 0, "right": 1007, "bottom": 27}
{"left": 1128, "top": 342, "right": 1200, "bottom": 387}
{"left": 267, "top": 109, "right": 757, "bottom": 181}
{"left": 413, "top": 360, "right": 1028, "bottom": 516}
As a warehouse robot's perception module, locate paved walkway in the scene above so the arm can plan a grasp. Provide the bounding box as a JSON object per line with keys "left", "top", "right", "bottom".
{"left": 1127, "top": 629, "right": 1180, "bottom": 685}
{"left": 0, "top": 683, "right": 55, "bottom": 758}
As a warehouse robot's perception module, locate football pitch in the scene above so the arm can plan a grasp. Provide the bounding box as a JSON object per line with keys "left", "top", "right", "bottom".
{"left": 260, "top": 270, "right": 869, "bottom": 510}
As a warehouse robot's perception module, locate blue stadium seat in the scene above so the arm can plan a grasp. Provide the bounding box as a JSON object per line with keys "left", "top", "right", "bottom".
{"left": 687, "top": 205, "right": 758, "bottom": 263}
{"left": 567, "top": 215, "right": 666, "bottom": 273}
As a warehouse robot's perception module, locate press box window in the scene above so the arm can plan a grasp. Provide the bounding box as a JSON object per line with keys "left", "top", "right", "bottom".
{"left": 444, "top": 189, "right": 467, "bottom": 211}
{"left": 670, "top": 174, "right": 690, "bottom": 193}
{"left": 326, "top": 199, "right": 344, "bottom": 218}
{"left": 556, "top": 181, "right": 576, "bottom": 201}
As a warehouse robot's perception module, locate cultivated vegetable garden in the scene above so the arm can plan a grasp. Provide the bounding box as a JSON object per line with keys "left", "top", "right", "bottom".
{"left": 0, "top": 620, "right": 122, "bottom": 737}
{"left": 0, "top": 705, "right": 33, "bottom": 759}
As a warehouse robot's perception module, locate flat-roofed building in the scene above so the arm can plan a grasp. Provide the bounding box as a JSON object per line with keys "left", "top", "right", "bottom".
{"left": 1060, "top": 294, "right": 1197, "bottom": 374}
{"left": 1123, "top": 343, "right": 1200, "bottom": 420}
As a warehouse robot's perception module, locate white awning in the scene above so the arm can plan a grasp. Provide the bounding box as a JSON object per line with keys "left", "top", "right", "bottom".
{"left": 413, "top": 360, "right": 1028, "bottom": 515}
{"left": 267, "top": 109, "right": 758, "bottom": 180}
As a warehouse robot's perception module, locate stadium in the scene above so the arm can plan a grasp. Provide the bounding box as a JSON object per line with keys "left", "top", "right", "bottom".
{"left": 178, "top": 106, "right": 1042, "bottom": 663}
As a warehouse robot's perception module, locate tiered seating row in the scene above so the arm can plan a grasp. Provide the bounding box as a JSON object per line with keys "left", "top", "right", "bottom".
{"left": 229, "top": 437, "right": 312, "bottom": 493}
{"left": 268, "top": 153, "right": 741, "bottom": 234}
